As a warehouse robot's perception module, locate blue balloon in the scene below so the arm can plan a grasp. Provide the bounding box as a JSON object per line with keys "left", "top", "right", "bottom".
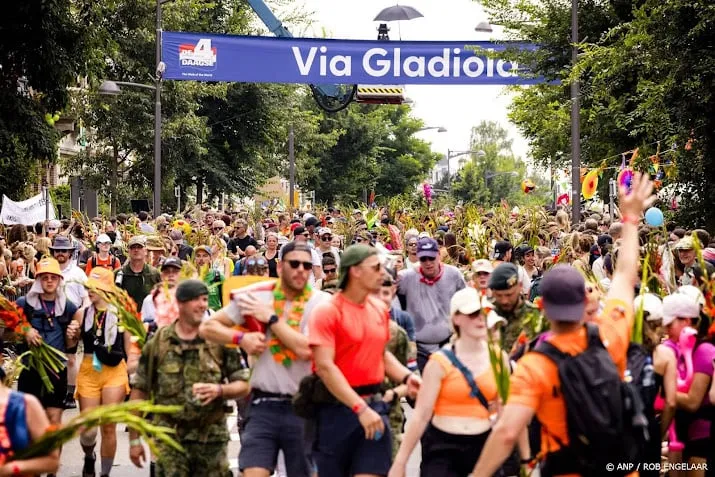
{"left": 645, "top": 207, "right": 664, "bottom": 227}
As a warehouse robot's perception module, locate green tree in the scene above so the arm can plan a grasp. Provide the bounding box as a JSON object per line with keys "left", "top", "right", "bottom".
{"left": 296, "top": 102, "right": 438, "bottom": 203}
{"left": 0, "top": 1, "right": 89, "bottom": 199}
{"left": 480, "top": 0, "right": 715, "bottom": 226}
{"left": 452, "top": 121, "right": 544, "bottom": 205}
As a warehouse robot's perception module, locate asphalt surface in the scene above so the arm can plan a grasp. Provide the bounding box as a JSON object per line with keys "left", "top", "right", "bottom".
{"left": 57, "top": 404, "right": 422, "bottom": 476}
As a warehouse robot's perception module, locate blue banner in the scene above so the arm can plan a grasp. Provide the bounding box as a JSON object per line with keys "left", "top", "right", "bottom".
{"left": 162, "top": 32, "right": 537, "bottom": 85}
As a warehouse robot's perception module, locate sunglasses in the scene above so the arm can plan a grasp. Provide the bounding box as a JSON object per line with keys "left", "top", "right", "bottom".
{"left": 324, "top": 268, "right": 337, "bottom": 274}
{"left": 365, "top": 262, "right": 382, "bottom": 272}
{"left": 321, "top": 235, "right": 332, "bottom": 241}
{"left": 52, "top": 250, "right": 71, "bottom": 254}
{"left": 302, "top": 232, "right": 310, "bottom": 237}
{"left": 213, "top": 227, "right": 224, "bottom": 231}
{"left": 419, "top": 256, "right": 436, "bottom": 262}
{"left": 288, "top": 260, "right": 313, "bottom": 271}
{"left": 407, "top": 242, "right": 418, "bottom": 247}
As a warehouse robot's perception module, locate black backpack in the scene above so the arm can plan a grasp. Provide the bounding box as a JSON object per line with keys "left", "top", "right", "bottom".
{"left": 534, "top": 323, "right": 650, "bottom": 477}
{"left": 626, "top": 343, "right": 659, "bottom": 411}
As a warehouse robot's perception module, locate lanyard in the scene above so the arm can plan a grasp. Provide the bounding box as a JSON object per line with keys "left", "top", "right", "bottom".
{"left": 40, "top": 300, "right": 55, "bottom": 328}
{"left": 94, "top": 309, "right": 107, "bottom": 338}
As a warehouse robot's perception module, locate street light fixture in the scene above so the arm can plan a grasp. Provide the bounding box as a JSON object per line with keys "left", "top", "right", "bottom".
{"left": 485, "top": 171, "right": 518, "bottom": 180}
{"left": 475, "top": 21, "right": 493, "bottom": 33}
{"left": 445, "top": 149, "right": 484, "bottom": 180}
{"left": 99, "top": 79, "right": 162, "bottom": 218}
{"left": 417, "top": 126, "right": 448, "bottom": 132}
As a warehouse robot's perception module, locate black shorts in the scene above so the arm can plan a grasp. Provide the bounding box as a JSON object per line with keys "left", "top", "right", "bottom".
{"left": 18, "top": 366, "right": 68, "bottom": 410}
{"left": 420, "top": 423, "right": 491, "bottom": 477}
{"left": 684, "top": 438, "right": 710, "bottom": 460}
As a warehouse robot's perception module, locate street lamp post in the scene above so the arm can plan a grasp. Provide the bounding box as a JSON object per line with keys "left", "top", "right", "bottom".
{"left": 570, "top": 0, "right": 581, "bottom": 225}
{"left": 417, "top": 126, "right": 448, "bottom": 133}
{"left": 485, "top": 171, "right": 518, "bottom": 180}
{"left": 446, "top": 149, "right": 485, "bottom": 178}
{"left": 98, "top": 1, "right": 169, "bottom": 218}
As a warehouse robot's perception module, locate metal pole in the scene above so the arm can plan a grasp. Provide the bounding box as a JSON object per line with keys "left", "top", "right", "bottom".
{"left": 570, "top": 0, "right": 581, "bottom": 225}
{"left": 153, "top": 0, "right": 162, "bottom": 218}
{"left": 609, "top": 179, "right": 616, "bottom": 218}
{"left": 43, "top": 186, "right": 49, "bottom": 237}
{"left": 288, "top": 125, "right": 295, "bottom": 208}
{"left": 447, "top": 150, "right": 451, "bottom": 178}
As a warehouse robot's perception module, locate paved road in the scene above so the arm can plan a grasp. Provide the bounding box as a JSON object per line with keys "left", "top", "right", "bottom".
{"left": 57, "top": 404, "right": 422, "bottom": 476}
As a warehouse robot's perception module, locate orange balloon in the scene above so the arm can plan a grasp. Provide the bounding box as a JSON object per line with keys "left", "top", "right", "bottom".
{"left": 582, "top": 169, "right": 599, "bottom": 199}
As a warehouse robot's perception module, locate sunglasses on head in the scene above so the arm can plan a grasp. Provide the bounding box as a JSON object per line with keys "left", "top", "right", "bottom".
{"left": 288, "top": 260, "right": 313, "bottom": 271}
{"left": 247, "top": 258, "right": 267, "bottom": 267}
{"left": 324, "top": 267, "right": 337, "bottom": 274}
{"left": 419, "top": 256, "right": 436, "bottom": 262}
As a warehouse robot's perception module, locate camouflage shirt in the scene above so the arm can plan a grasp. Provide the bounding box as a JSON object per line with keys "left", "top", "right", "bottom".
{"left": 494, "top": 299, "right": 544, "bottom": 352}
{"left": 132, "top": 322, "right": 247, "bottom": 443}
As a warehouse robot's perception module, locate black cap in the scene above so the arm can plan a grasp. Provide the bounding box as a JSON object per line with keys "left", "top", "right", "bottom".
{"left": 494, "top": 241, "right": 513, "bottom": 260}
{"left": 161, "top": 257, "right": 182, "bottom": 271}
{"left": 540, "top": 265, "right": 586, "bottom": 322}
{"left": 597, "top": 234, "right": 613, "bottom": 247}
{"left": 293, "top": 226, "right": 306, "bottom": 237}
{"left": 516, "top": 243, "right": 534, "bottom": 256}
{"left": 488, "top": 263, "right": 520, "bottom": 290}
{"left": 175, "top": 279, "right": 209, "bottom": 302}
{"left": 305, "top": 217, "right": 320, "bottom": 227}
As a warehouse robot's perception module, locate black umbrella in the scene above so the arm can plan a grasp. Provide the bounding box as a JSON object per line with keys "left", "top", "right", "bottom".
{"left": 373, "top": 5, "right": 424, "bottom": 22}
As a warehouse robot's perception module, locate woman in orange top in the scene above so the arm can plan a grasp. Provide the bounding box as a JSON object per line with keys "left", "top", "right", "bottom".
{"left": 388, "top": 287, "right": 530, "bottom": 477}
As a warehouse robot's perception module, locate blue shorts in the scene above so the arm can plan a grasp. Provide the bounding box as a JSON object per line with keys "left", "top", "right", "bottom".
{"left": 238, "top": 399, "right": 312, "bottom": 477}
{"left": 314, "top": 400, "right": 392, "bottom": 477}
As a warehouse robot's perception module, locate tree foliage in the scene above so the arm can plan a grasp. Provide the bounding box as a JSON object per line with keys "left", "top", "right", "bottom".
{"left": 0, "top": 1, "right": 90, "bottom": 198}
{"left": 481, "top": 0, "right": 715, "bottom": 227}
{"left": 450, "top": 121, "right": 547, "bottom": 206}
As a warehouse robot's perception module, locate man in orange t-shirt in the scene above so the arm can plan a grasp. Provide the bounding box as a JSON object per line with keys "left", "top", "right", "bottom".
{"left": 471, "top": 172, "right": 655, "bottom": 477}
{"left": 309, "top": 245, "right": 421, "bottom": 477}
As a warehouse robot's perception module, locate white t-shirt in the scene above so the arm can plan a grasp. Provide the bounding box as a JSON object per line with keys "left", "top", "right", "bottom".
{"left": 228, "top": 285, "right": 330, "bottom": 395}
{"left": 61, "top": 263, "right": 88, "bottom": 308}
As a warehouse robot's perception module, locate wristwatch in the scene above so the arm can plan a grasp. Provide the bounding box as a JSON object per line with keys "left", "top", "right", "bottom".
{"left": 267, "top": 314, "right": 280, "bottom": 328}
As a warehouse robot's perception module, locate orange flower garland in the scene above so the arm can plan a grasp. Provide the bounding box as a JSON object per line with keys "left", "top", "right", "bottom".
{"left": 269, "top": 282, "right": 312, "bottom": 367}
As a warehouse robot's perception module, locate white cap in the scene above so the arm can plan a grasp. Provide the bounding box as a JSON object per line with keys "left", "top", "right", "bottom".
{"left": 487, "top": 310, "right": 507, "bottom": 329}
{"left": 472, "top": 259, "right": 494, "bottom": 274}
{"left": 48, "top": 219, "right": 61, "bottom": 229}
{"left": 96, "top": 234, "right": 112, "bottom": 244}
{"left": 662, "top": 293, "right": 700, "bottom": 326}
{"left": 633, "top": 293, "right": 663, "bottom": 322}
{"left": 317, "top": 227, "right": 332, "bottom": 236}
{"left": 450, "top": 287, "right": 482, "bottom": 316}
{"left": 677, "top": 285, "right": 705, "bottom": 307}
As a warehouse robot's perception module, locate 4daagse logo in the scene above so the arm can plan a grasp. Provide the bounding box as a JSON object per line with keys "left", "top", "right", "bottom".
{"left": 179, "top": 39, "right": 217, "bottom": 68}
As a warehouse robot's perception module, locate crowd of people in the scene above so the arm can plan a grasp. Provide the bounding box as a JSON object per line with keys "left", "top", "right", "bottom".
{"left": 0, "top": 171, "right": 713, "bottom": 477}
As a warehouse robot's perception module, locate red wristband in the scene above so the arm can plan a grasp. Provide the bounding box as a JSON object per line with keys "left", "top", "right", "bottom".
{"left": 621, "top": 215, "right": 639, "bottom": 225}
{"left": 232, "top": 331, "right": 244, "bottom": 346}
{"left": 351, "top": 401, "right": 367, "bottom": 415}
{"left": 11, "top": 464, "right": 20, "bottom": 476}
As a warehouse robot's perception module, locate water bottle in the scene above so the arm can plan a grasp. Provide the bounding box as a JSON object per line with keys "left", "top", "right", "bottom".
{"left": 115, "top": 270, "right": 124, "bottom": 286}
{"left": 624, "top": 369, "right": 633, "bottom": 383}
{"left": 642, "top": 357, "right": 655, "bottom": 387}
